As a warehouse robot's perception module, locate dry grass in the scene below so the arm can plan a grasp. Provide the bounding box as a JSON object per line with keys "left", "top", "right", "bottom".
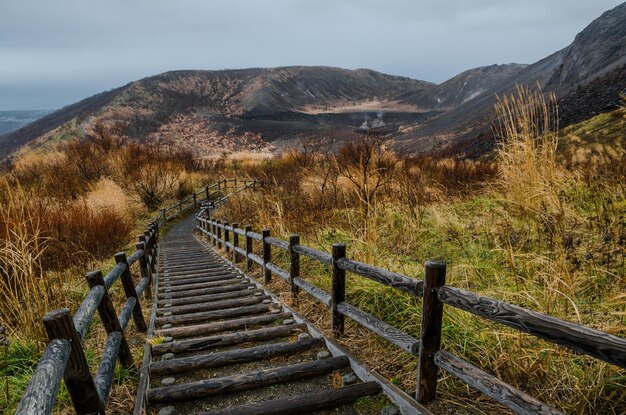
{"left": 210, "top": 105, "right": 625, "bottom": 414}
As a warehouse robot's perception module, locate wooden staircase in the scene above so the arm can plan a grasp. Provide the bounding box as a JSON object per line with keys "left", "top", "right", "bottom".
{"left": 144, "top": 216, "right": 383, "bottom": 415}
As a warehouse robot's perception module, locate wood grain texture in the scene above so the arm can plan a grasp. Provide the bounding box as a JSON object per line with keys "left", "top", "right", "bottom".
{"left": 266, "top": 262, "right": 290, "bottom": 281}
{"left": 289, "top": 235, "right": 300, "bottom": 296}
{"left": 246, "top": 231, "right": 263, "bottom": 241}
{"left": 247, "top": 252, "right": 264, "bottom": 267}
{"left": 115, "top": 252, "right": 147, "bottom": 333}
{"left": 14, "top": 339, "right": 71, "bottom": 415}
{"left": 94, "top": 331, "right": 122, "bottom": 404}
{"left": 118, "top": 297, "right": 137, "bottom": 331}
{"left": 147, "top": 356, "right": 349, "bottom": 404}
{"left": 434, "top": 350, "right": 564, "bottom": 415}
{"left": 152, "top": 323, "right": 306, "bottom": 355}
{"left": 157, "top": 295, "right": 270, "bottom": 317}
{"left": 292, "top": 244, "right": 332, "bottom": 265}
{"left": 158, "top": 286, "right": 259, "bottom": 307}
{"left": 155, "top": 303, "right": 270, "bottom": 326}
{"left": 157, "top": 282, "right": 251, "bottom": 300}
{"left": 157, "top": 312, "right": 292, "bottom": 338}
{"left": 72, "top": 285, "right": 105, "bottom": 340}
{"left": 86, "top": 270, "right": 133, "bottom": 367}
{"left": 150, "top": 338, "right": 324, "bottom": 375}
{"left": 438, "top": 286, "right": 626, "bottom": 369}
{"left": 332, "top": 244, "right": 346, "bottom": 336}
{"left": 337, "top": 257, "right": 424, "bottom": 297}
{"left": 265, "top": 236, "right": 289, "bottom": 250}
{"left": 262, "top": 229, "right": 272, "bottom": 283}
{"left": 338, "top": 302, "right": 419, "bottom": 355}
{"left": 417, "top": 261, "right": 446, "bottom": 403}
{"left": 293, "top": 277, "right": 332, "bottom": 306}
{"left": 201, "top": 381, "right": 381, "bottom": 415}
{"left": 43, "top": 309, "right": 105, "bottom": 414}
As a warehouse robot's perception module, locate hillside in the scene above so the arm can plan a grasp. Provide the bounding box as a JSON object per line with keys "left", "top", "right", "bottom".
{"left": 396, "top": 2, "right": 626, "bottom": 156}
{"left": 1, "top": 3, "right": 625, "bottom": 160}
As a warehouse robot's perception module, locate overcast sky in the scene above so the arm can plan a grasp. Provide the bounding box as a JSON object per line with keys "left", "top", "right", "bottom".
{"left": 0, "top": 0, "right": 623, "bottom": 110}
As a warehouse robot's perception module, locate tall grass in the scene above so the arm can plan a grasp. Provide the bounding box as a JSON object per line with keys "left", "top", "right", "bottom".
{"left": 212, "top": 108, "right": 625, "bottom": 413}
{"left": 494, "top": 85, "right": 561, "bottom": 212}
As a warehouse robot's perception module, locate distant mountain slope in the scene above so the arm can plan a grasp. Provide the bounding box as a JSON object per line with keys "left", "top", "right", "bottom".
{"left": 397, "top": 1, "right": 626, "bottom": 155}
{"left": 1, "top": 2, "right": 624, "bottom": 160}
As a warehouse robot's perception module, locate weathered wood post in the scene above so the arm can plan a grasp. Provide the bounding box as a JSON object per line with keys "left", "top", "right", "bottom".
{"left": 205, "top": 185, "right": 209, "bottom": 200}
{"left": 178, "top": 200, "right": 182, "bottom": 215}
{"left": 262, "top": 229, "right": 271, "bottom": 284}
{"left": 135, "top": 242, "right": 152, "bottom": 300}
{"left": 161, "top": 209, "right": 166, "bottom": 225}
{"left": 232, "top": 222, "right": 240, "bottom": 263}
{"left": 416, "top": 261, "right": 446, "bottom": 403}
{"left": 224, "top": 222, "right": 230, "bottom": 254}
{"left": 217, "top": 220, "right": 223, "bottom": 250}
{"left": 86, "top": 271, "right": 134, "bottom": 367}
{"left": 245, "top": 225, "right": 253, "bottom": 271}
{"left": 289, "top": 234, "right": 300, "bottom": 298}
{"left": 115, "top": 252, "right": 147, "bottom": 332}
{"left": 193, "top": 192, "right": 197, "bottom": 206}
{"left": 331, "top": 243, "right": 346, "bottom": 336}
{"left": 43, "top": 309, "right": 105, "bottom": 414}
{"left": 211, "top": 220, "right": 217, "bottom": 247}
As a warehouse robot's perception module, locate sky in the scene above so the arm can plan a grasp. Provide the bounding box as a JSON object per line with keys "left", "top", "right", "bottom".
{"left": 0, "top": 0, "right": 623, "bottom": 111}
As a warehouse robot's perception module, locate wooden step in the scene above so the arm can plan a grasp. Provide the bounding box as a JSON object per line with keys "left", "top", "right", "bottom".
{"left": 156, "top": 312, "right": 292, "bottom": 338}
{"left": 152, "top": 323, "right": 306, "bottom": 355}
{"left": 154, "top": 303, "right": 270, "bottom": 327}
{"left": 201, "top": 381, "right": 381, "bottom": 415}
{"left": 146, "top": 356, "right": 350, "bottom": 404}
{"left": 157, "top": 283, "right": 254, "bottom": 300}
{"left": 157, "top": 295, "right": 270, "bottom": 316}
{"left": 150, "top": 338, "right": 324, "bottom": 375}
{"left": 158, "top": 287, "right": 262, "bottom": 307}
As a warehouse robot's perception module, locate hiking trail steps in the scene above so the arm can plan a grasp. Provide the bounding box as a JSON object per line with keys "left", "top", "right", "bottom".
{"left": 144, "top": 215, "right": 385, "bottom": 415}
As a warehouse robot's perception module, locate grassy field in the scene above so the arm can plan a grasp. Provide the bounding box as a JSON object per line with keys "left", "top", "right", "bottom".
{"left": 1, "top": 91, "right": 624, "bottom": 413}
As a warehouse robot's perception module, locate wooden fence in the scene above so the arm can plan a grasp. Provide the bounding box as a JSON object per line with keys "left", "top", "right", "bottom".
{"left": 196, "top": 208, "right": 626, "bottom": 415}
{"left": 14, "top": 178, "right": 263, "bottom": 415}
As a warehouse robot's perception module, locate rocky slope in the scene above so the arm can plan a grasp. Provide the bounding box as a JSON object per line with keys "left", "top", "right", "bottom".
{"left": 1, "top": 2, "right": 624, "bottom": 160}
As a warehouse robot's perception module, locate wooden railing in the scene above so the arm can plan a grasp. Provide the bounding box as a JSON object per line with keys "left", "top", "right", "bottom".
{"left": 14, "top": 178, "right": 263, "bottom": 415}
{"left": 196, "top": 210, "right": 626, "bottom": 415}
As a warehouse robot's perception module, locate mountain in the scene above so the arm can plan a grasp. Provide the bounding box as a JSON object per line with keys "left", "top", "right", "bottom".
{"left": 1, "top": 2, "right": 624, "bottom": 160}
{"left": 396, "top": 2, "right": 626, "bottom": 156}
{"left": 0, "top": 110, "right": 53, "bottom": 135}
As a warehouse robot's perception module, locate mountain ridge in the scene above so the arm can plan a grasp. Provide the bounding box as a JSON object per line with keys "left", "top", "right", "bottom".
{"left": 1, "top": 2, "right": 624, "bottom": 159}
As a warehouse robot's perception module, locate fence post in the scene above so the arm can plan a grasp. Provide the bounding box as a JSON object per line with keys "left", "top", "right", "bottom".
{"left": 205, "top": 185, "right": 209, "bottom": 200}
{"left": 211, "top": 220, "right": 217, "bottom": 247}
{"left": 178, "top": 200, "right": 182, "bottom": 215}
{"left": 245, "top": 225, "right": 253, "bottom": 271}
{"left": 232, "top": 222, "right": 240, "bottom": 263}
{"left": 217, "top": 220, "right": 223, "bottom": 250}
{"left": 224, "top": 221, "right": 230, "bottom": 254}
{"left": 136, "top": 242, "right": 152, "bottom": 300}
{"left": 161, "top": 209, "right": 166, "bottom": 225}
{"left": 43, "top": 309, "right": 105, "bottom": 414}
{"left": 115, "top": 252, "right": 147, "bottom": 332}
{"left": 193, "top": 192, "right": 197, "bottom": 206}
{"left": 416, "top": 261, "right": 446, "bottom": 403}
{"left": 262, "top": 229, "right": 271, "bottom": 284}
{"left": 331, "top": 243, "right": 346, "bottom": 336}
{"left": 86, "top": 271, "right": 134, "bottom": 368}
{"left": 289, "top": 235, "right": 300, "bottom": 299}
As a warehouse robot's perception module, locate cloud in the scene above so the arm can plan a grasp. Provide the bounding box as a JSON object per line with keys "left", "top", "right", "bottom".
{"left": 0, "top": 0, "right": 622, "bottom": 109}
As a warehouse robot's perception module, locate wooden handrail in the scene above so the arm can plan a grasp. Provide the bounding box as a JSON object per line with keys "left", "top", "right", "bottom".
{"left": 15, "top": 178, "right": 261, "bottom": 415}
{"left": 197, "top": 211, "right": 626, "bottom": 415}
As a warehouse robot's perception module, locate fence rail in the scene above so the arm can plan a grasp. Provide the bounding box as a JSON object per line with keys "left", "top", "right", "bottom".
{"left": 14, "top": 178, "right": 264, "bottom": 415}
{"left": 196, "top": 209, "right": 626, "bottom": 415}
